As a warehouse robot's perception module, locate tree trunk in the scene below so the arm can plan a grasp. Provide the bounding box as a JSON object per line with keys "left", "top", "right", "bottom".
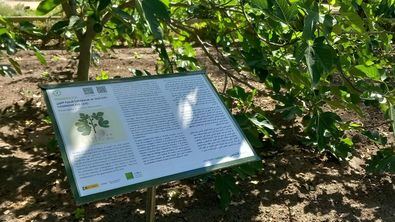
{"left": 76, "top": 37, "right": 94, "bottom": 81}
{"left": 75, "top": 16, "right": 97, "bottom": 81}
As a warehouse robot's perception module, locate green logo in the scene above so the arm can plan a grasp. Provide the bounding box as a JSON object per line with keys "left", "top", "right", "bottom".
{"left": 75, "top": 112, "right": 110, "bottom": 136}
{"left": 125, "top": 172, "right": 134, "bottom": 180}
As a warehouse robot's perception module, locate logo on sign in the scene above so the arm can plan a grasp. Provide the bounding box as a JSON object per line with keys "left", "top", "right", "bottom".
{"left": 53, "top": 90, "right": 61, "bottom": 96}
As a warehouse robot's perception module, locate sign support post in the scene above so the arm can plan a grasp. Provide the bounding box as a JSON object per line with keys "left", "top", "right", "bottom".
{"left": 146, "top": 186, "right": 156, "bottom": 222}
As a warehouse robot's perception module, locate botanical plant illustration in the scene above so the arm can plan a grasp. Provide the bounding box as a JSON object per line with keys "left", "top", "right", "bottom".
{"left": 75, "top": 112, "right": 110, "bottom": 136}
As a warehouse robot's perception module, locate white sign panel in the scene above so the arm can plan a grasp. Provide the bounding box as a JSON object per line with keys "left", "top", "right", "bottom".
{"left": 44, "top": 72, "right": 258, "bottom": 201}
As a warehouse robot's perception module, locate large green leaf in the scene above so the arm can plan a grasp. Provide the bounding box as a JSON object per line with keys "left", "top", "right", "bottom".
{"left": 343, "top": 12, "right": 365, "bottom": 33}
{"left": 271, "top": 0, "right": 298, "bottom": 24}
{"left": 362, "top": 130, "right": 387, "bottom": 145}
{"left": 249, "top": 0, "right": 297, "bottom": 25}
{"left": 305, "top": 37, "right": 336, "bottom": 87}
{"left": 36, "top": 0, "right": 61, "bottom": 16}
{"left": 302, "top": 2, "right": 319, "bottom": 40}
{"left": 249, "top": 0, "right": 271, "bottom": 10}
{"left": 48, "top": 20, "right": 69, "bottom": 35}
{"left": 329, "top": 138, "right": 353, "bottom": 160}
{"left": 214, "top": 174, "right": 240, "bottom": 209}
{"left": 367, "top": 148, "right": 395, "bottom": 173}
{"left": 98, "top": 0, "right": 111, "bottom": 11}
{"left": 316, "top": 112, "right": 342, "bottom": 149}
{"left": 138, "top": 0, "right": 170, "bottom": 39}
{"left": 354, "top": 64, "right": 381, "bottom": 80}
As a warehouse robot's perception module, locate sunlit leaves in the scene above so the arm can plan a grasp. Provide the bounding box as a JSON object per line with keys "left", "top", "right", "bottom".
{"left": 354, "top": 64, "right": 381, "bottom": 80}
{"left": 36, "top": 0, "right": 61, "bottom": 16}
{"left": 0, "top": 65, "right": 17, "bottom": 77}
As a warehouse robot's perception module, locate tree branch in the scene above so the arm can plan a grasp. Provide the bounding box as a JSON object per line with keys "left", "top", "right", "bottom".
{"left": 170, "top": 21, "right": 269, "bottom": 95}
{"left": 240, "top": 3, "right": 297, "bottom": 47}
{"left": 60, "top": 0, "right": 83, "bottom": 40}
{"left": 336, "top": 63, "right": 363, "bottom": 94}
{"left": 102, "top": 0, "right": 136, "bottom": 25}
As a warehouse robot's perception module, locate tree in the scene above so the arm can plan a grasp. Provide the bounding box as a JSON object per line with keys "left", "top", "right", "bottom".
{"left": 36, "top": 0, "right": 171, "bottom": 81}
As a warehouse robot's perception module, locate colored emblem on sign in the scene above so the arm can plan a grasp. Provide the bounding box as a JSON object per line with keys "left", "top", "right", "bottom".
{"left": 125, "top": 172, "right": 134, "bottom": 180}
{"left": 53, "top": 90, "right": 61, "bottom": 96}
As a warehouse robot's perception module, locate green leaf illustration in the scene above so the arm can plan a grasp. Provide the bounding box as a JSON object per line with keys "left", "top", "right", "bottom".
{"left": 75, "top": 112, "right": 110, "bottom": 136}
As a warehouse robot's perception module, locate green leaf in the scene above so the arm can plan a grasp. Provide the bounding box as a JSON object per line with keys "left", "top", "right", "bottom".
{"left": 68, "top": 16, "right": 84, "bottom": 30}
{"left": 48, "top": 20, "right": 69, "bottom": 34}
{"left": 316, "top": 112, "right": 342, "bottom": 149}
{"left": 8, "top": 58, "right": 21, "bottom": 74}
{"left": 77, "top": 125, "right": 92, "bottom": 136}
{"left": 302, "top": 3, "right": 319, "bottom": 40}
{"left": 235, "top": 114, "right": 264, "bottom": 148}
{"left": 367, "top": 148, "right": 395, "bottom": 173}
{"left": 34, "top": 47, "right": 47, "bottom": 65}
{"left": 362, "top": 130, "right": 387, "bottom": 145}
{"left": 323, "top": 14, "right": 335, "bottom": 36}
{"left": 330, "top": 138, "right": 353, "bottom": 160}
{"left": 138, "top": 0, "right": 170, "bottom": 39}
{"left": 214, "top": 174, "right": 240, "bottom": 209}
{"left": 305, "top": 37, "right": 336, "bottom": 87}
{"left": 234, "top": 161, "right": 262, "bottom": 178}
{"left": 36, "top": 0, "right": 61, "bottom": 16}
{"left": 249, "top": 0, "right": 271, "bottom": 10}
{"left": 76, "top": 113, "right": 93, "bottom": 136}
{"left": 0, "top": 65, "right": 17, "bottom": 77}
{"left": 343, "top": 12, "right": 365, "bottom": 33}
{"left": 112, "top": 8, "right": 134, "bottom": 24}
{"left": 3, "top": 36, "right": 16, "bottom": 55}
{"left": 249, "top": 113, "right": 274, "bottom": 130}
{"left": 227, "top": 86, "right": 249, "bottom": 101}
{"left": 305, "top": 45, "right": 320, "bottom": 87}
{"left": 271, "top": 0, "right": 298, "bottom": 24}
{"left": 294, "top": 41, "right": 308, "bottom": 63}
{"left": 354, "top": 64, "right": 381, "bottom": 80}
{"left": 98, "top": 0, "right": 111, "bottom": 11}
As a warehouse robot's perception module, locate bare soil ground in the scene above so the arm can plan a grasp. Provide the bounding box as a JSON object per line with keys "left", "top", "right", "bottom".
{"left": 0, "top": 48, "right": 394, "bottom": 222}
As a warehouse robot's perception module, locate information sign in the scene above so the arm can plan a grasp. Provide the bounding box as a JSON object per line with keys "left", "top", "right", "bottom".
{"left": 41, "top": 71, "right": 259, "bottom": 204}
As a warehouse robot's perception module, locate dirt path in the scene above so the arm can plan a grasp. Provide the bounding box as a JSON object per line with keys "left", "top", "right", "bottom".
{"left": 0, "top": 49, "right": 394, "bottom": 221}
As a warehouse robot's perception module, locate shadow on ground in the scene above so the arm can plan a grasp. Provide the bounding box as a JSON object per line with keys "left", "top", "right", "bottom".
{"left": 0, "top": 76, "right": 394, "bottom": 222}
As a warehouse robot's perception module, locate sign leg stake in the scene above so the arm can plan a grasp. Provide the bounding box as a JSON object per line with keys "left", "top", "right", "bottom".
{"left": 146, "top": 186, "right": 156, "bottom": 222}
